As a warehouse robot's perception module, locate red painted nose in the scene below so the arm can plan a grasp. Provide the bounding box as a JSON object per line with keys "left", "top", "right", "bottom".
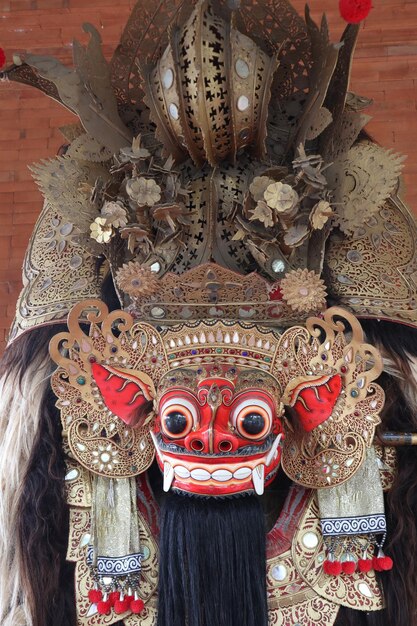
{"left": 184, "top": 432, "right": 207, "bottom": 453}
{"left": 184, "top": 431, "right": 238, "bottom": 454}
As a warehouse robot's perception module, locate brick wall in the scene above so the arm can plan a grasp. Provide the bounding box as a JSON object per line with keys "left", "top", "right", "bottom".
{"left": 0, "top": 0, "right": 417, "bottom": 353}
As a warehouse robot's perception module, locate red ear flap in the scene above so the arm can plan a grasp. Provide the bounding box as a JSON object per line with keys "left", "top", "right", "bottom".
{"left": 285, "top": 374, "right": 343, "bottom": 432}
{"left": 91, "top": 362, "right": 155, "bottom": 427}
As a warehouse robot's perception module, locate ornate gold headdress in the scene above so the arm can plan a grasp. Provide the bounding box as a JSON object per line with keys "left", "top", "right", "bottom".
{"left": 2, "top": 1, "right": 407, "bottom": 623}
{"left": 5, "top": 0, "right": 409, "bottom": 341}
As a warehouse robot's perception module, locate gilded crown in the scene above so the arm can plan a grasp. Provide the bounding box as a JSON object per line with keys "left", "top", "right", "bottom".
{"left": 4, "top": 0, "right": 417, "bottom": 345}
{"left": 116, "top": 262, "right": 327, "bottom": 326}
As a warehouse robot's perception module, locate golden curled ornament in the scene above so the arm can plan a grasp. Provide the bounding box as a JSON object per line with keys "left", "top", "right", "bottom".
{"left": 50, "top": 300, "right": 170, "bottom": 478}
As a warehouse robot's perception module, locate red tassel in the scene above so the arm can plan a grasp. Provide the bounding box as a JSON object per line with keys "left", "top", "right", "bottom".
{"left": 358, "top": 558, "right": 373, "bottom": 573}
{"left": 125, "top": 594, "right": 134, "bottom": 603}
{"left": 324, "top": 560, "right": 342, "bottom": 576}
{"left": 0, "top": 48, "right": 5, "bottom": 69}
{"left": 130, "top": 599, "right": 145, "bottom": 614}
{"left": 109, "top": 591, "right": 120, "bottom": 606}
{"left": 97, "top": 600, "right": 111, "bottom": 615}
{"left": 342, "top": 560, "right": 357, "bottom": 575}
{"left": 339, "top": 0, "right": 372, "bottom": 23}
{"left": 88, "top": 589, "right": 103, "bottom": 603}
{"left": 114, "top": 598, "right": 130, "bottom": 614}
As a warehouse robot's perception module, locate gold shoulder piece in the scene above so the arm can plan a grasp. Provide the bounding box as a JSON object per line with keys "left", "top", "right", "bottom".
{"left": 9, "top": 202, "right": 102, "bottom": 344}
{"left": 325, "top": 193, "right": 417, "bottom": 326}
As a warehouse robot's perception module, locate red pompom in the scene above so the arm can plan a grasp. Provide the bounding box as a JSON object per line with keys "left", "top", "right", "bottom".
{"left": 109, "top": 591, "right": 120, "bottom": 606}
{"left": 88, "top": 589, "right": 103, "bottom": 603}
{"left": 97, "top": 600, "right": 111, "bottom": 615}
{"left": 339, "top": 0, "right": 372, "bottom": 23}
{"left": 0, "top": 48, "right": 5, "bottom": 69}
{"left": 130, "top": 599, "right": 145, "bottom": 614}
{"left": 342, "top": 560, "right": 357, "bottom": 575}
{"left": 358, "top": 558, "right": 373, "bottom": 573}
{"left": 324, "top": 560, "right": 342, "bottom": 576}
{"left": 114, "top": 598, "right": 130, "bottom": 614}
{"left": 377, "top": 556, "right": 394, "bottom": 571}
{"left": 372, "top": 556, "right": 383, "bottom": 571}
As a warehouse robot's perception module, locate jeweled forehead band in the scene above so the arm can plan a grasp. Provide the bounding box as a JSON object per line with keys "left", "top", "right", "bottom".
{"left": 156, "top": 366, "right": 282, "bottom": 411}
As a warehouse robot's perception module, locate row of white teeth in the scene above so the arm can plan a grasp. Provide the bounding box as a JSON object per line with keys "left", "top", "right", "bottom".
{"left": 161, "top": 434, "right": 282, "bottom": 496}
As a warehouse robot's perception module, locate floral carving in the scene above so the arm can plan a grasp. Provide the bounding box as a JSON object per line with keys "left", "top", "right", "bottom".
{"left": 249, "top": 176, "right": 274, "bottom": 202}
{"left": 264, "top": 181, "right": 299, "bottom": 213}
{"left": 116, "top": 262, "right": 160, "bottom": 298}
{"left": 310, "top": 200, "right": 333, "bottom": 230}
{"left": 250, "top": 201, "right": 274, "bottom": 228}
{"left": 90, "top": 217, "right": 113, "bottom": 243}
{"left": 126, "top": 177, "right": 162, "bottom": 206}
{"left": 101, "top": 201, "right": 128, "bottom": 228}
{"left": 280, "top": 268, "right": 327, "bottom": 313}
{"left": 120, "top": 134, "right": 151, "bottom": 163}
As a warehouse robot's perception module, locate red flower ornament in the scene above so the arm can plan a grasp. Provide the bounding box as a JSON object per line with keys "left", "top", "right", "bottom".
{"left": 268, "top": 284, "right": 283, "bottom": 301}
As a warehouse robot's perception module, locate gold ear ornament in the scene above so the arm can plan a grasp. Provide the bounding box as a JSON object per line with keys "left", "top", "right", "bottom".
{"left": 280, "top": 307, "right": 384, "bottom": 489}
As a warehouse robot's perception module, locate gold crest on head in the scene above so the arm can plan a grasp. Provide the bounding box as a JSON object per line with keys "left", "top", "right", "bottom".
{"left": 118, "top": 262, "right": 326, "bottom": 327}
{"left": 144, "top": 0, "right": 278, "bottom": 166}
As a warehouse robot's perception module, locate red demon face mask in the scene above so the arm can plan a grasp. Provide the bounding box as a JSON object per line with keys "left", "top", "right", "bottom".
{"left": 152, "top": 364, "right": 284, "bottom": 496}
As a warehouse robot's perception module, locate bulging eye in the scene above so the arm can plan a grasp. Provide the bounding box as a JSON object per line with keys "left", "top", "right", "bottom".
{"left": 241, "top": 412, "right": 265, "bottom": 435}
{"left": 232, "top": 398, "right": 272, "bottom": 440}
{"left": 159, "top": 398, "right": 196, "bottom": 439}
{"left": 164, "top": 410, "right": 188, "bottom": 435}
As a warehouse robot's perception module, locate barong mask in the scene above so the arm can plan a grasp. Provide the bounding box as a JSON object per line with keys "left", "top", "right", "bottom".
{"left": 153, "top": 366, "right": 284, "bottom": 496}
{"left": 49, "top": 301, "right": 383, "bottom": 495}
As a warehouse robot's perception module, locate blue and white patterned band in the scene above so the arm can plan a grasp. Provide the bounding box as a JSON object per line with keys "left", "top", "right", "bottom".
{"left": 87, "top": 547, "right": 142, "bottom": 576}
{"left": 320, "top": 514, "right": 387, "bottom": 537}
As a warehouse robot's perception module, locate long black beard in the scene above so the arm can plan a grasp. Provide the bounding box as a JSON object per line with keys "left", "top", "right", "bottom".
{"left": 157, "top": 492, "right": 268, "bottom": 626}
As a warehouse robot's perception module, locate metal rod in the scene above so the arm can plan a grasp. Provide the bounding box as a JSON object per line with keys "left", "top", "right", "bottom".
{"left": 378, "top": 432, "right": 417, "bottom": 446}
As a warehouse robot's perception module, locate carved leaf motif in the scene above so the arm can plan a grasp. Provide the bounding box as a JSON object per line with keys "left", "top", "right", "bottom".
{"left": 326, "top": 143, "right": 405, "bottom": 234}
{"left": 305, "top": 106, "right": 333, "bottom": 140}
{"left": 25, "top": 23, "right": 132, "bottom": 153}
{"left": 294, "top": 7, "right": 340, "bottom": 147}
{"left": 320, "top": 23, "right": 361, "bottom": 160}
{"left": 0, "top": 62, "right": 65, "bottom": 109}
{"left": 30, "top": 156, "right": 109, "bottom": 232}
{"left": 66, "top": 133, "right": 114, "bottom": 163}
